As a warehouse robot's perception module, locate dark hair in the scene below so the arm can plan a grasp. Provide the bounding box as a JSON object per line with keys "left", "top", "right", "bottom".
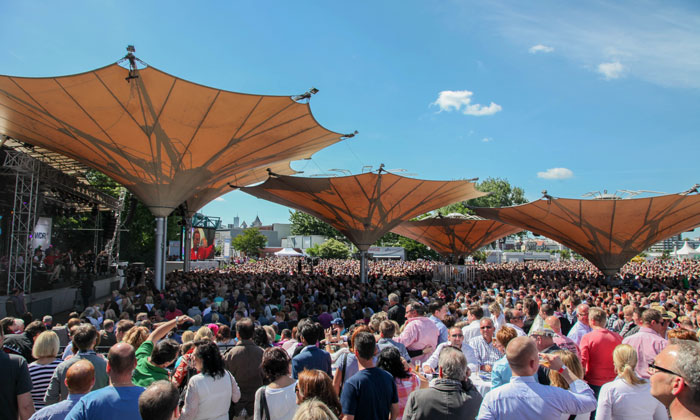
{"left": 261, "top": 347, "right": 290, "bottom": 382}
{"left": 523, "top": 299, "right": 539, "bottom": 318}
{"left": 297, "top": 369, "right": 342, "bottom": 418}
{"left": 194, "top": 340, "right": 226, "bottom": 379}
{"left": 428, "top": 299, "right": 445, "bottom": 315}
{"left": 151, "top": 339, "right": 179, "bottom": 366}
{"left": 25, "top": 320, "right": 47, "bottom": 340}
{"left": 468, "top": 304, "right": 484, "bottom": 319}
{"left": 253, "top": 326, "right": 271, "bottom": 348}
{"left": 300, "top": 322, "right": 321, "bottom": 345}
{"left": 73, "top": 324, "right": 98, "bottom": 351}
{"left": 236, "top": 318, "right": 254, "bottom": 340}
{"left": 216, "top": 325, "right": 231, "bottom": 342}
{"left": 377, "top": 346, "right": 409, "bottom": 379}
{"left": 379, "top": 320, "right": 395, "bottom": 338}
{"left": 139, "top": 380, "right": 180, "bottom": 420}
{"left": 0, "top": 317, "right": 14, "bottom": 335}
{"left": 354, "top": 331, "right": 375, "bottom": 360}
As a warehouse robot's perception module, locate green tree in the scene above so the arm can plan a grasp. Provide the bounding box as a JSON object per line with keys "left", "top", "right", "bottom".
{"left": 560, "top": 249, "right": 571, "bottom": 260}
{"left": 307, "top": 238, "right": 350, "bottom": 259}
{"left": 289, "top": 210, "right": 343, "bottom": 240}
{"left": 439, "top": 177, "right": 527, "bottom": 215}
{"left": 232, "top": 228, "right": 267, "bottom": 256}
{"left": 397, "top": 236, "right": 441, "bottom": 261}
{"left": 471, "top": 250, "right": 489, "bottom": 262}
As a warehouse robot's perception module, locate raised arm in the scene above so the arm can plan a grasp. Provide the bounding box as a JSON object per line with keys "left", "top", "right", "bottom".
{"left": 148, "top": 316, "right": 193, "bottom": 343}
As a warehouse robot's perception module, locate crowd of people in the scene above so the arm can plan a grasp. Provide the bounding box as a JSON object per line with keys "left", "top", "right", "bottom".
{"left": 1, "top": 256, "right": 700, "bottom": 420}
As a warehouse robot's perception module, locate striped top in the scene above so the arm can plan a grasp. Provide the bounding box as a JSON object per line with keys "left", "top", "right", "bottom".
{"left": 28, "top": 358, "right": 62, "bottom": 409}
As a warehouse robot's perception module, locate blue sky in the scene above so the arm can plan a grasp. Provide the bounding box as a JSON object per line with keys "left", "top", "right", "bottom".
{"left": 3, "top": 1, "right": 699, "bottom": 237}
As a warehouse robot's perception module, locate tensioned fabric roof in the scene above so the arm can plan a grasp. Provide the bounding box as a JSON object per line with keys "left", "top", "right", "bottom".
{"left": 242, "top": 171, "right": 486, "bottom": 250}
{"left": 391, "top": 214, "right": 522, "bottom": 257}
{"left": 473, "top": 192, "right": 700, "bottom": 275}
{"left": 0, "top": 61, "right": 346, "bottom": 217}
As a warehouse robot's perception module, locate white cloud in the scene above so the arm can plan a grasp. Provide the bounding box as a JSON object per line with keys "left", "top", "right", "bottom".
{"left": 214, "top": 197, "right": 225, "bottom": 202}
{"left": 529, "top": 44, "right": 554, "bottom": 54}
{"left": 537, "top": 167, "right": 574, "bottom": 180}
{"left": 597, "top": 61, "right": 625, "bottom": 80}
{"left": 482, "top": 137, "right": 493, "bottom": 142}
{"left": 431, "top": 90, "right": 502, "bottom": 116}
{"left": 471, "top": 2, "right": 700, "bottom": 88}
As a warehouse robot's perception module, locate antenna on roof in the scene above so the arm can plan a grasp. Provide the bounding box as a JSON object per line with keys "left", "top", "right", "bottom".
{"left": 123, "top": 45, "right": 139, "bottom": 82}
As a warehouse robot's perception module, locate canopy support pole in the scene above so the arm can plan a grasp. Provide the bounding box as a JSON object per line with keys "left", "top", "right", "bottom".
{"left": 183, "top": 221, "right": 191, "bottom": 272}
{"left": 360, "top": 251, "right": 368, "bottom": 283}
{"left": 154, "top": 217, "right": 166, "bottom": 290}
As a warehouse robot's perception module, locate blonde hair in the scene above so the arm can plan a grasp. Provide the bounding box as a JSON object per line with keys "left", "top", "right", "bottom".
{"left": 292, "top": 399, "right": 339, "bottom": 420}
{"left": 613, "top": 344, "right": 646, "bottom": 385}
{"left": 489, "top": 302, "right": 502, "bottom": 317}
{"left": 181, "top": 330, "right": 195, "bottom": 343}
{"left": 549, "top": 350, "right": 585, "bottom": 389}
{"left": 123, "top": 326, "right": 149, "bottom": 350}
{"left": 194, "top": 326, "right": 213, "bottom": 341}
{"left": 32, "top": 330, "right": 60, "bottom": 359}
{"left": 588, "top": 307, "right": 607, "bottom": 326}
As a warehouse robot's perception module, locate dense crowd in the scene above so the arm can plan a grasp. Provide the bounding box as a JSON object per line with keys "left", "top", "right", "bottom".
{"left": 2, "top": 257, "right": 700, "bottom": 420}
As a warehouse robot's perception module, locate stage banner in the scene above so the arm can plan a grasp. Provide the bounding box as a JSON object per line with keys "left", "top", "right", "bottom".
{"left": 32, "top": 217, "right": 52, "bottom": 251}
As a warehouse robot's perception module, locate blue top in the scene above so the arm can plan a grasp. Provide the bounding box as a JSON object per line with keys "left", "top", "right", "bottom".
{"left": 291, "top": 345, "right": 332, "bottom": 379}
{"left": 490, "top": 357, "right": 539, "bottom": 389}
{"left": 340, "top": 367, "right": 398, "bottom": 420}
{"left": 429, "top": 315, "right": 449, "bottom": 345}
{"left": 65, "top": 386, "right": 145, "bottom": 420}
{"left": 29, "top": 394, "right": 86, "bottom": 420}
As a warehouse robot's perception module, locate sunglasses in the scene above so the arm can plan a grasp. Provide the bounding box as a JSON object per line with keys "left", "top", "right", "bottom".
{"left": 480, "top": 326, "right": 493, "bottom": 330}
{"left": 648, "top": 363, "right": 682, "bottom": 377}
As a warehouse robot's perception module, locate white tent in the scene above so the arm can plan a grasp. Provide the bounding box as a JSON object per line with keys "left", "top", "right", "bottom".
{"left": 275, "top": 247, "right": 304, "bottom": 257}
{"left": 675, "top": 242, "right": 700, "bottom": 259}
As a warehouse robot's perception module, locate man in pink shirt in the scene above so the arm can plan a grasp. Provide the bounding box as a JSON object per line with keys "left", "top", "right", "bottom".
{"left": 579, "top": 306, "right": 622, "bottom": 416}
{"left": 622, "top": 308, "right": 669, "bottom": 379}
{"left": 395, "top": 302, "right": 438, "bottom": 364}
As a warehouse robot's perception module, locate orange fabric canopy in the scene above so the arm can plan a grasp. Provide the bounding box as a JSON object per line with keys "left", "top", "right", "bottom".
{"left": 473, "top": 193, "right": 700, "bottom": 274}
{"left": 242, "top": 172, "right": 486, "bottom": 250}
{"left": 0, "top": 62, "right": 345, "bottom": 216}
{"left": 392, "top": 214, "right": 522, "bottom": 257}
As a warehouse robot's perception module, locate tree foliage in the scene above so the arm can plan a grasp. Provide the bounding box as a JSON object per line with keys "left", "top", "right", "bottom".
{"left": 306, "top": 238, "right": 350, "bottom": 259}
{"left": 232, "top": 228, "right": 267, "bottom": 256}
{"left": 289, "top": 210, "right": 343, "bottom": 240}
{"left": 439, "top": 177, "right": 527, "bottom": 215}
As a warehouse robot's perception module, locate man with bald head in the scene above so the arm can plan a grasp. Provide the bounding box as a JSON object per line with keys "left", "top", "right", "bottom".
{"left": 65, "top": 343, "right": 145, "bottom": 420}
{"left": 478, "top": 337, "right": 596, "bottom": 420}
{"left": 545, "top": 316, "right": 580, "bottom": 358}
{"left": 30, "top": 360, "right": 94, "bottom": 420}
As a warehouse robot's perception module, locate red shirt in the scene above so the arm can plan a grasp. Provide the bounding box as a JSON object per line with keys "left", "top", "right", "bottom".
{"left": 579, "top": 328, "right": 622, "bottom": 386}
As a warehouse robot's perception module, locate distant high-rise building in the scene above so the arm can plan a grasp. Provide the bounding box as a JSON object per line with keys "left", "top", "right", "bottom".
{"left": 241, "top": 221, "right": 248, "bottom": 229}
{"left": 251, "top": 215, "right": 262, "bottom": 228}
{"left": 233, "top": 215, "right": 240, "bottom": 228}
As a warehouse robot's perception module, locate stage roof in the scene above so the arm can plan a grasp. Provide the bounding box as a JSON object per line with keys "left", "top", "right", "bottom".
{"left": 242, "top": 171, "right": 486, "bottom": 250}
{"left": 391, "top": 214, "right": 522, "bottom": 257}
{"left": 473, "top": 191, "right": 700, "bottom": 274}
{"left": 0, "top": 58, "right": 346, "bottom": 217}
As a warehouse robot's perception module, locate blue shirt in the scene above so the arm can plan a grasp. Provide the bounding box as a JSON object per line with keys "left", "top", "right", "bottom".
{"left": 429, "top": 315, "right": 449, "bottom": 345}
{"left": 567, "top": 322, "right": 592, "bottom": 345}
{"left": 340, "top": 367, "right": 398, "bottom": 420}
{"left": 29, "top": 394, "right": 86, "bottom": 420}
{"left": 490, "top": 357, "right": 539, "bottom": 389}
{"left": 65, "top": 386, "right": 144, "bottom": 420}
{"left": 291, "top": 345, "right": 332, "bottom": 379}
{"left": 477, "top": 375, "right": 596, "bottom": 420}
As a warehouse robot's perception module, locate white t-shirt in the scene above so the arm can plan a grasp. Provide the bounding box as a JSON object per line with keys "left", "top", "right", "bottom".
{"left": 254, "top": 381, "right": 298, "bottom": 420}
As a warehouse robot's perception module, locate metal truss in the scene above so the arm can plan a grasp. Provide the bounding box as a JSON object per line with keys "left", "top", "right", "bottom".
{"left": 192, "top": 212, "right": 221, "bottom": 229}
{"left": 106, "top": 187, "right": 127, "bottom": 267}
{"left": 4, "top": 151, "right": 39, "bottom": 294}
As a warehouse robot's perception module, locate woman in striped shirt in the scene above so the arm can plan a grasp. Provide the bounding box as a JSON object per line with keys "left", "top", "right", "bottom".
{"left": 28, "top": 330, "right": 62, "bottom": 410}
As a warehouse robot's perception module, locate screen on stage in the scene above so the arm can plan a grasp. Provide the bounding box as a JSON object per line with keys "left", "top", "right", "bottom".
{"left": 191, "top": 227, "right": 215, "bottom": 260}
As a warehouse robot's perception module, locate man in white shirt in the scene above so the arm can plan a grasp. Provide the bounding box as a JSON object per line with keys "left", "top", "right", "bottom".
{"left": 465, "top": 319, "right": 502, "bottom": 375}
{"left": 504, "top": 309, "right": 527, "bottom": 336}
{"left": 423, "top": 327, "right": 471, "bottom": 373}
{"left": 566, "top": 304, "right": 592, "bottom": 345}
{"left": 461, "top": 304, "right": 484, "bottom": 342}
{"left": 478, "top": 336, "right": 596, "bottom": 420}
